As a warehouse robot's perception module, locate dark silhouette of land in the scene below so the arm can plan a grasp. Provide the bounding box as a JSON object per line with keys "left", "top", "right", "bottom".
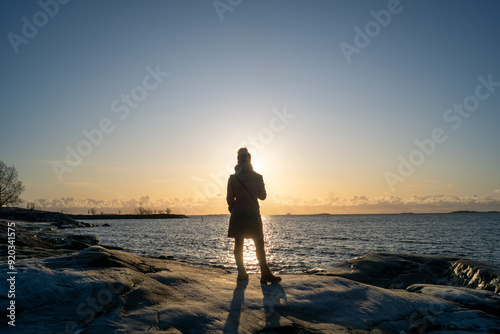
{"left": 449, "top": 210, "right": 500, "bottom": 214}
{"left": 0, "top": 207, "right": 187, "bottom": 224}
{"left": 0, "top": 207, "right": 92, "bottom": 227}
{"left": 70, "top": 213, "right": 188, "bottom": 220}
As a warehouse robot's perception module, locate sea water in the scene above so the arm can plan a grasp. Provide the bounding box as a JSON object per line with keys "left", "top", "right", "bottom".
{"left": 66, "top": 213, "right": 500, "bottom": 273}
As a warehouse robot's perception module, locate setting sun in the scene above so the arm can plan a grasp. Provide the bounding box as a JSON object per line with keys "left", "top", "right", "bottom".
{"left": 1, "top": 1, "right": 499, "bottom": 216}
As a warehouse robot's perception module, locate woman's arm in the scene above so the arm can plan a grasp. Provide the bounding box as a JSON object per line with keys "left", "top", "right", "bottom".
{"left": 226, "top": 175, "right": 235, "bottom": 212}
{"left": 258, "top": 175, "right": 267, "bottom": 200}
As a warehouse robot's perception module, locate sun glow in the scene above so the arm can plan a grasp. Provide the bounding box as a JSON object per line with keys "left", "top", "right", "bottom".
{"left": 252, "top": 161, "right": 265, "bottom": 175}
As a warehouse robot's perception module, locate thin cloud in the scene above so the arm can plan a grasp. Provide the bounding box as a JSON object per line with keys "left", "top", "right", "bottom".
{"left": 269, "top": 194, "right": 500, "bottom": 214}
{"left": 21, "top": 193, "right": 500, "bottom": 215}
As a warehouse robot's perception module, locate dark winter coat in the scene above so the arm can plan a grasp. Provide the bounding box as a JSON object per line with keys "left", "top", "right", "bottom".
{"left": 226, "top": 163, "right": 266, "bottom": 239}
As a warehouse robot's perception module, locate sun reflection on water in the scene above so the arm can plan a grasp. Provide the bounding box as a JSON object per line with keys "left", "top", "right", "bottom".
{"left": 64, "top": 213, "right": 500, "bottom": 274}
{"left": 221, "top": 216, "right": 277, "bottom": 273}
{"left": 242, "top": 239, "right": 258, "bottom": 269}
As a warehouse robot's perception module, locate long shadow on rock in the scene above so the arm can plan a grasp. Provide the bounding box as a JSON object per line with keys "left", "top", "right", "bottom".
{"left": 223, "top": 279, "right": 248, "bottom": 334}
{"left": 258, "top": 282, "right": 287, "bottom": 331}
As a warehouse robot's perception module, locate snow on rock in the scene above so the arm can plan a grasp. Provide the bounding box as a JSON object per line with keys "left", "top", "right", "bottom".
{"left": 1, "top": 246, "right": 500, "bottom": 333}
{"left": 327, "top": 252, "right": 500, "bottom": 293}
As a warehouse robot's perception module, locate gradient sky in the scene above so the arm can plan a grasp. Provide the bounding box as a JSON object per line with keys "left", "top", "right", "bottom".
{"left": 1, "top": 0, "right": 499, "bottom": 214}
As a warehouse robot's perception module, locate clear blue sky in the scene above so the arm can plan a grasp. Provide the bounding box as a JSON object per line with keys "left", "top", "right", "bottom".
{"left": 1, "top": 0, "right": 500, "bottom": 214}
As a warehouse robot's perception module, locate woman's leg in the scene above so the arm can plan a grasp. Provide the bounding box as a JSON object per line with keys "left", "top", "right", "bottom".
{"left": 254, "top": 238, "right": 271, "bottom": 275}
{"left": 254, "top": 238, "right": 281, "bottom": 282}
{"left": 234, "top": 238, "right": 246, "bottom": 276}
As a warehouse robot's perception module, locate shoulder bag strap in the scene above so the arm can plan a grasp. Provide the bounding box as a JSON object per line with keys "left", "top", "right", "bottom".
{"left": 235, "top": 175, "right": 258, "bottom": 204}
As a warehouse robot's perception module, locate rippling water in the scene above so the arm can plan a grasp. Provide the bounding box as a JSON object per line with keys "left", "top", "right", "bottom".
{"left": 66, "top": 213, "right": 500, "bottom": 273}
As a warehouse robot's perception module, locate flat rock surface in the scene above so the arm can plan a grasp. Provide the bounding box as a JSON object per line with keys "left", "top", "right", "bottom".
{"left": 2, "top": 245, "right": 500, "bottom": 333}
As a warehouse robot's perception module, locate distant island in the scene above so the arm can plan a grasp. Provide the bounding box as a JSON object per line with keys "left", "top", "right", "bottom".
{"left": 449, "top": 210, "right": 500, "bottom": 214}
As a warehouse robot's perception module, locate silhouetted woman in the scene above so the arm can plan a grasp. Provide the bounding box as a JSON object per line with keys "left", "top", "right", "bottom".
{"left": 227, "top": 147, "right": 281, "bottom": 283}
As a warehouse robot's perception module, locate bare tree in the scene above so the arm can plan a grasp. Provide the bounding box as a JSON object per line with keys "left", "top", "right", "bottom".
{"left": 134, "top": 206, "right": 150, "bottom": 215}
{"left": 166, "top": 207, "right": 172, "bottom": 215}
{"left": 0, "top": 161, "right": 25, "bottom": 213}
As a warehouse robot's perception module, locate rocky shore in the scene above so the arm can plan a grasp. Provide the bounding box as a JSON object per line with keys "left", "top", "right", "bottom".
{"left": 0, "top": 211, "right": 97, "bottom": 259}
{"left": 1, "top": 218, "right": 499, "bottom": 333}
{"left": 0, "top": 207, "right": 94, "bottom": 229}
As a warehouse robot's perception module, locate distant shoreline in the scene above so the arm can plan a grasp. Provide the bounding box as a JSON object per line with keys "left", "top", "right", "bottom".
{"left": 69, "top": 213, "right": 188, "bottom": 220}
{"left": 449, "top": 210, "right": 500, "bottom": 214}
{"left": 310, "top": 211, "right": 500, "bottom": 216}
